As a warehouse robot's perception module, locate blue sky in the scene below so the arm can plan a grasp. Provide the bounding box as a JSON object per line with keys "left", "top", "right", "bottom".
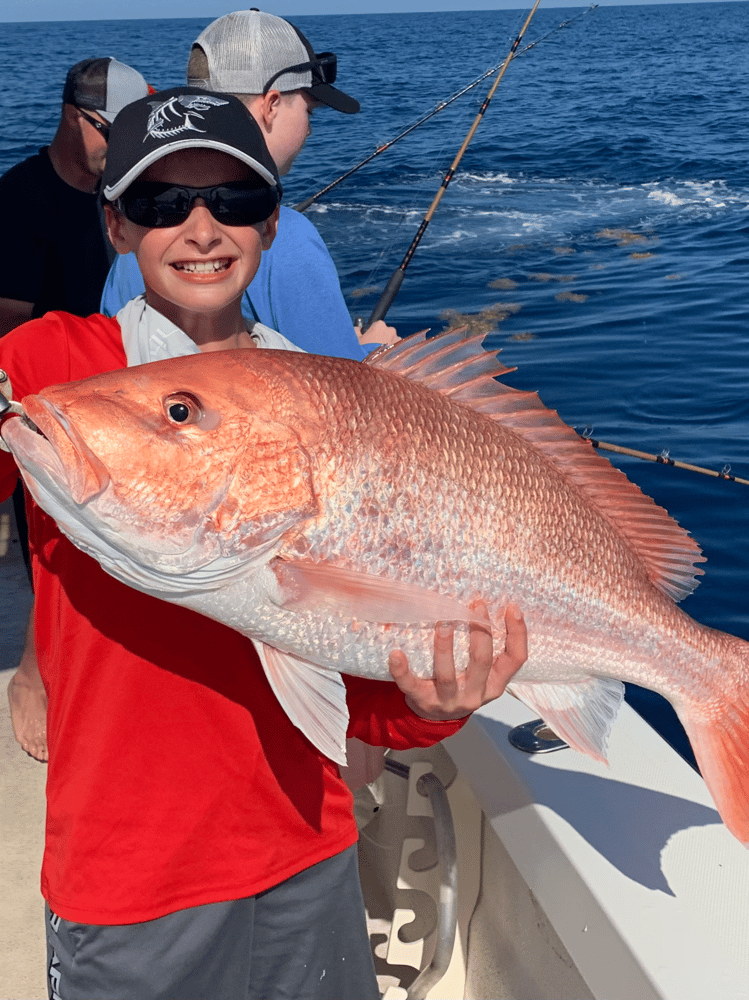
{"left": 2, "top": 0, "right": 744, "bottom": 24}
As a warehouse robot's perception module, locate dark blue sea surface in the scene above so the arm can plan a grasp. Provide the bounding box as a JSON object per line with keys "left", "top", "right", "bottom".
{"left": 1, "top": 3, "right": 748, "bottom": 765}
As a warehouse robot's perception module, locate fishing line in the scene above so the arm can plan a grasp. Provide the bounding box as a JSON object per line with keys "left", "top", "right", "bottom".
{"left": 580, "top": 430, "right": 749, "bottom": 486}
{"left": 522, "top": 3, "right": 598, "bottom": 53}
{"left": 293, "top": 5, "right": 597, "bottom": 214}
{"left": 364, "top": 0, "right": 543, "bottom": 330}
{"left": 10, "top": 113, "right": 58, "bottom": 157}
{"left": 353, "top": 123, "right": 467, "bottom": 297}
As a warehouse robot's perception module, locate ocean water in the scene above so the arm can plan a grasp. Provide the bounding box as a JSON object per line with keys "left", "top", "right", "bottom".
{"left": 1, "top": 3, "right": 748, "bottom": 764}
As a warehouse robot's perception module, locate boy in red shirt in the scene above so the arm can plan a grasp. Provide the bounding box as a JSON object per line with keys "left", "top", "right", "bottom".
{"left": 0, "top": 88, "right": 526, "bottom": 999}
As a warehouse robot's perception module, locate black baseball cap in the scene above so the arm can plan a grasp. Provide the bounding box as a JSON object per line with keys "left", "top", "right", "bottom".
{"left": 102, "top": 87, "right": 281, "bottom": 202}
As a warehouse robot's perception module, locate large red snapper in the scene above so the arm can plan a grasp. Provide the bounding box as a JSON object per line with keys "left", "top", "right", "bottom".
{"left": 3, "top": 329, "right": 749, "bottom": 844}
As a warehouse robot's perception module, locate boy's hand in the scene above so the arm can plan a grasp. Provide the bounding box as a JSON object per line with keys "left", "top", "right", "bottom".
{"left": 388, "top": 603, "right": 527, "bottom": 721}
{"left": 355, "top": 319, "right": 399, "bottom": 346}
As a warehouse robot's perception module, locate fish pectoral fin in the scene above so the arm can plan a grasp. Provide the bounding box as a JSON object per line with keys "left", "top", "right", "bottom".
{"left": 254, "top": 641, "right": 349, "bottom": 766}
{"left": 508, "top": 676, "right": 624, "bottom": 763}
{"left": 271, "top": 560, "right": 483, "bottom": 627}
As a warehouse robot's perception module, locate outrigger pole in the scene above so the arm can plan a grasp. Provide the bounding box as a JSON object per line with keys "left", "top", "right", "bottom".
{"left": 293, "top": 6, "right": 596, "bottom": 215}
{"left": 364, "top": 0, "right": 542, "bottom": 330}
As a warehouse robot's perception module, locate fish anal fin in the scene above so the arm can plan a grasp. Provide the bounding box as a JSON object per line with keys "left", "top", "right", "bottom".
{"left": 508, "top": 676, "right": 625, "bottom": 763}
{"left": 369, "top": 328, "right": 704, "bottom": 603}
{"left": 254, "top": 642, "right": 349, "bottom": 765}
{"left": 271, "top": 558, "right": 485, "bottom": 627}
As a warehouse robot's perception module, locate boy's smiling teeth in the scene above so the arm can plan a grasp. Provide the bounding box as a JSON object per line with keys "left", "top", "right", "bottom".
{"left": 173, "top": 258, "right": 232, "bottom": 273}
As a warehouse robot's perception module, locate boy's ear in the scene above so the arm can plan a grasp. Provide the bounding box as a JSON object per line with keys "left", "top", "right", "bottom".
{"left": 256, "top": 90, "right": 282, "bottom": 128}
{"left": 104, "top": 204, "right": 134, "bottom": 255}
{"left": 260, "top": 206, "right": 279, "bottom": 251}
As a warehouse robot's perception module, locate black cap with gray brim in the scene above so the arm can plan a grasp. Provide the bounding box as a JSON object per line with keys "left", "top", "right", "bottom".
{"left": 102, "top": 87, "right": 281, "bottom": 202}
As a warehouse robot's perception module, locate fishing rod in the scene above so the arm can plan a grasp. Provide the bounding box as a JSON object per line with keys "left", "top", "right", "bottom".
{"left": 293, "top": 5, "right": 597, "bottom": 215}
{"left": 580, "top": 432, "right": 749, "bottom": 486}
{"left": 365, "top": 0, "right": 543, "bottom": 330}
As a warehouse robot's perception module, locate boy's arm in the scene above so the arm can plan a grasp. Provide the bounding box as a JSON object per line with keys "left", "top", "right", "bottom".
{"left": 344, "top": 677, "right": 468, "bottom": 750}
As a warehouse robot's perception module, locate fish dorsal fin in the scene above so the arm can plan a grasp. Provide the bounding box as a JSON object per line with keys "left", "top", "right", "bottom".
{"left": 366, "top": 327, "right": 517, "bottom": 394}
{"left": 367, "top": 329, "right": 704, "bottom": 602}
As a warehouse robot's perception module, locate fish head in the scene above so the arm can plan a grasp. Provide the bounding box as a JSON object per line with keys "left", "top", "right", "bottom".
{"left": 1, "top": 351, "right": 320, "bottom": 595}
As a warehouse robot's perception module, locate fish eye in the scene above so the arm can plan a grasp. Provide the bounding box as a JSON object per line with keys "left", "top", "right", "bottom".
{"left": 164, "top": 392, "right": 203, "bottom": 425}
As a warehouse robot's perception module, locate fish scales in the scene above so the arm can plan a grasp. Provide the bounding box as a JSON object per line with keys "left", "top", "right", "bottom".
{"left": 278, "top": 353, "right": 689, "bottom": 686}
{"left": 3, "top": 328, "right": 749, "bottom": 844}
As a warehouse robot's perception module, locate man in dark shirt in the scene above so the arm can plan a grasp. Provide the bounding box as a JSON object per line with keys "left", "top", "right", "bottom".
{"left": 1, "top": 57, "right": 148, "bottom": 762}
{"left": 0, "top": 56, "right": 148, "bottom": 335}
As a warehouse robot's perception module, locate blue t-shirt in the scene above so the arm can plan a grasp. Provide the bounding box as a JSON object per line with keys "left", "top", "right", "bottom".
{"left": 100, "top": 205, "right": 369, "bottom": 362}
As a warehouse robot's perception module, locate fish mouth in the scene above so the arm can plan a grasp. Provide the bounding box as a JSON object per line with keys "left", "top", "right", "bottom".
{"left": 2, "top": 397, "right": 110, "bottom": 504}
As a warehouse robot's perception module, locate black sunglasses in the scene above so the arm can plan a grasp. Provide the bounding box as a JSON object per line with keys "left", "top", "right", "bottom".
{"left": 114, "top": 180, "right": 280, "bottom": 229}
{"left": 262, "top": 51, "right": 337, "bottom": 95}
{"left": 77, "top": 107, "right": 111, "bottom": 142}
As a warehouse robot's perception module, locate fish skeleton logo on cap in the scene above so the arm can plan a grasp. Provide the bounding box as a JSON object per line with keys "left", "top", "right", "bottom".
{"left": 145, "top": 94, "right": 229, "bottom": 141}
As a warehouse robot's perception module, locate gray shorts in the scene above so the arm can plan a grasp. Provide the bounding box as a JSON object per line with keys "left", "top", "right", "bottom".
{"left": 46, "top": 844, "right": 380, "bottom": 1000}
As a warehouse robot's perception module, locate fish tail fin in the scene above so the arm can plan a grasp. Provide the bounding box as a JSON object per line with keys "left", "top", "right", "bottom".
{"left": 676, "top": 636, "right": 749, "bottom": 846}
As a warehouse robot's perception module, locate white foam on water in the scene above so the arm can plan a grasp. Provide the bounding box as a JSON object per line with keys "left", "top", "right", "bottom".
{"left": 647, "top": 189, "right": 686, "bottom": 207}
{"left": 455, "top": 170, "right": 517, "bottom": 185}
{"left": 307, "top": 173, "right": 749, "bottom": 256}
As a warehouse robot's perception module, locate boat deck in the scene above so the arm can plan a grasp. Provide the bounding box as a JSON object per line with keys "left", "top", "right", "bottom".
{"left": 0, "top": 497, "right": 46, "bottom": 998}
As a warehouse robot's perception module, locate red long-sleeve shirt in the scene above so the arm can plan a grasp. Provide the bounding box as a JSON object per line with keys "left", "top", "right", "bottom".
{"left": 0, "top": 311, "right": 466, "bottom": 925}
